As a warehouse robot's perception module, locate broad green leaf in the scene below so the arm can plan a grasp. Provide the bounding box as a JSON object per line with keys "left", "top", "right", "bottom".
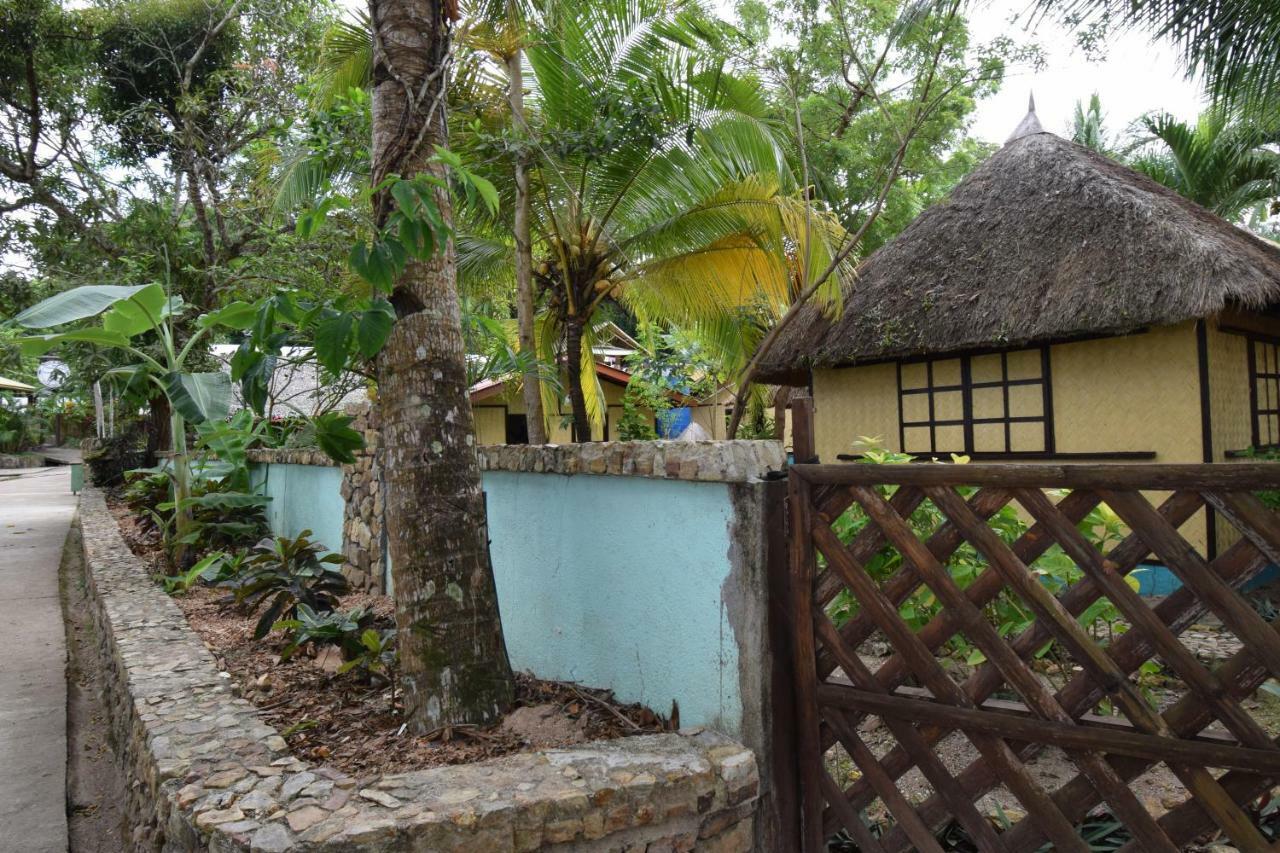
{"left": 18, "top": 328, "right": 132, "bottom": 356}
{"left": 349, "top": 241, "right": 395, "bottom": 291}
{"left": 315, "top": 313, "right": 354, "bottom": 375}
{"left": 177, "top": 492, "right": 270, "bottom": 510}
{"left": 391, "top": 180, "right": 420, "bottom": 216}
{"left": 198, "top": 301, "right": 259, "bottom": 331}
{"left": 15, "top": 284, "right": 164, "bottom": 329}
{"left": 163, "top": 371, "right": 233, "bottom": 424}
{"left": 468, "top": 172, "right": 499, "bottom": 215}
{"left": 314, "top": 411, "right": 363, "bottom": 464}
{"left": 102, "top": 288, "right": 170, "bottom": 337}
{"left": 356, "top": 301, "right": 395, "bottom": 358}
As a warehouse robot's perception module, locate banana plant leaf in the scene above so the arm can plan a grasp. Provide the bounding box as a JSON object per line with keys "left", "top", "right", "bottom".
{"left": 162, "top": 372, "right": 233, "bottom": 424}
{"left": 18, "top": 328, "right": 132, "bottom": 357}
{"left": 14, "top": 283, "right": 165, "bottom": 329}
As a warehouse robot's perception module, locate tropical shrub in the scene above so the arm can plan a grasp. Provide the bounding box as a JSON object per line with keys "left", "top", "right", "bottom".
{"left": 272, "top": 603, "right": 375, "bottom": 661}
{"left": 338, "top": 627, "right": 397, "bottom": 683}
{"left": 159, "top": 551, "right": 233, "bottom": 595}
{"left": 222, "top": 530, "right": 349, "bottom": 639}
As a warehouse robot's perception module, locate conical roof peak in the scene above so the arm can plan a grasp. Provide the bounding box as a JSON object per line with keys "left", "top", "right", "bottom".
{"left": 1006, "top": 92, "right": 1045, "bottom": 143}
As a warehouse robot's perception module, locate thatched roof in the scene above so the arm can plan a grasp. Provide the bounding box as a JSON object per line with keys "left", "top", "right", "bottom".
{"left": 758, "top": 129, "right": 1280, "bottom": 382}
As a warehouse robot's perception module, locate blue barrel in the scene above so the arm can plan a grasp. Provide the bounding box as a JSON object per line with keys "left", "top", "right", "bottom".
{"left": 657, "top": 407, "right": 693, "bottom": 438}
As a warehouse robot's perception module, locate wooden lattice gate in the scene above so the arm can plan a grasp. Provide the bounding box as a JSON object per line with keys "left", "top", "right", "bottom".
{"left": 784, "top": 461, "right": 1280, "bottom": 852}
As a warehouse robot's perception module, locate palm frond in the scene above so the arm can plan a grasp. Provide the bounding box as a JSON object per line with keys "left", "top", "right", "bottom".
{"left": 313, "top": 12, "right": 373, "bottom": 106}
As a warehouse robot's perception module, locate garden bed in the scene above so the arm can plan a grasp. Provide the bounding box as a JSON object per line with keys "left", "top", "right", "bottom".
{"left": 83, "top": 484, "right": 760, "bottom": 851}
{"left": 104, "top": 489, "right": 673, "bottom": 778}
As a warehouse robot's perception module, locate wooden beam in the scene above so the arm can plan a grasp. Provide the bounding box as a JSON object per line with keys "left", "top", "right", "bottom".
{"left": 816, "top": 685, "right": 1280, "bottom": 776}
{"left": 794, "top": 461, "right": 1280, "bottom": 490}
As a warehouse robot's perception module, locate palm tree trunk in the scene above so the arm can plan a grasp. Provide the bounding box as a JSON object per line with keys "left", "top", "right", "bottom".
{"left": 508, "top": 45, "right": 547, "bottom": 444}
{"left": 371, "top": 0, "right": 514, "bottom": 730}
{"left": 564, "top": 316, "right": 592, "bottom": 441}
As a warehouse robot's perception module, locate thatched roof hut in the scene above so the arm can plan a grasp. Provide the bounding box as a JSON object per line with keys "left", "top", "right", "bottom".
{"left": 758, "top": 127, "right": 1280, "bottom": 382}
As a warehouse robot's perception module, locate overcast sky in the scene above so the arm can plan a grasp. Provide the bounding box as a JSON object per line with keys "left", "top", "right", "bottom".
{"left": 963, "top": 0, "right": 1205, "bottom": 145}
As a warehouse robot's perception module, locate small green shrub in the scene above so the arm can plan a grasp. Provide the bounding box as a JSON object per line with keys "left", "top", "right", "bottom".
{"left": 222, "top": 530, "right": 349, "bottom": 639}
{"left": 124, "top": 469, "right": 171, "bottom": 522}
{"left": 159, "top": 551, "right": 228, "bottom": 594}
{"left": 273, "top": 604, "right": 375, "bottom": 661}
{"left": 339, "top": 627, "right": 397, "bottom": 681}
{"left": 128, "top": 463, "right": 270, "bottom": 564}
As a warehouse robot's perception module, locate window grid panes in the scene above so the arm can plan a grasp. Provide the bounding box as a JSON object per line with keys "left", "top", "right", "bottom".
{"left": 1249, "top": 337, "right": 1280, "bottom": 447}
{"left": 898, "top": 348, "right": 1053, "bottom": 456}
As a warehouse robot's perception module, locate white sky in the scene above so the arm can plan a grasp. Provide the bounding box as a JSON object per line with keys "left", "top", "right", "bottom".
{"left": 963, "top": 0, "right": 1206, "bottom": 145}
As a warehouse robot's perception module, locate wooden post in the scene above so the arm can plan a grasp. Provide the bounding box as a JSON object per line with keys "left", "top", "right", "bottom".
{"left": 788, "top": 470, "right": 825, "bottom": 852}
{"left": 792, "top": 395, "right": 816, "bottom": 464}
{"left": 762, "top": 478, "right": 800, "bottom": 850}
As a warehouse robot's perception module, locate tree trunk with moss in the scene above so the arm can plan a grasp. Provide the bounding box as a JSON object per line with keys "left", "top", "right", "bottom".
{"left": 371, "top": 0, "right": 515, "bottom": 730}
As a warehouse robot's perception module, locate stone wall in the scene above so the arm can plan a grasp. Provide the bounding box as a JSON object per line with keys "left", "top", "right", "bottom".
{"left": 0, "top": 452, "right": 43, "bottom": 468}
{"left": 476, "top": 440, "right": 785, "bottom": 482}
{"left": 246, "top": 403, "right": 386, "bottom": 594}
{"left": 338, "top": 403, "right": 385, "bottom": 593}
{"left": 78, "top": 485, "right": 760, "bottom": 852}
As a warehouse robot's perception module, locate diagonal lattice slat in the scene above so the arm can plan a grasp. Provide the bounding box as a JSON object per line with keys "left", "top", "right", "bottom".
{"left": 786, "top": 463, "right": 1280, "bottom": 853}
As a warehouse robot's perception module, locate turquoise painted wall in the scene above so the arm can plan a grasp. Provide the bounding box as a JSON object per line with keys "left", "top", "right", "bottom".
{"left": 250, "top": 463, "right": 345, "bottom": 557}
{"left": 482, "top": 470, "right": 744, "bottom": 734}
{"left": 251, "top": 462, "right": 749, "bottom": 734}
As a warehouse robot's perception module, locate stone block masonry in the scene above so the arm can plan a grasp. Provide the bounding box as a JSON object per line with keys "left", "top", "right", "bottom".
{"left": 78, "top": 485, "right": 760, "bottom": 851}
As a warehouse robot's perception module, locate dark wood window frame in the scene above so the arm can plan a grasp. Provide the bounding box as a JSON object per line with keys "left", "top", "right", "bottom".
{"left": 896, "top": 347, "right": 1055, "bottom": 456}
{"left": 1248, "top": 333, "right": 1280, "bottom": 448}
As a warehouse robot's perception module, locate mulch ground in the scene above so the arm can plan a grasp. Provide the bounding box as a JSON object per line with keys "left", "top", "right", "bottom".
{"left": 106, "top": 491, "right": 669, "bottom": 776}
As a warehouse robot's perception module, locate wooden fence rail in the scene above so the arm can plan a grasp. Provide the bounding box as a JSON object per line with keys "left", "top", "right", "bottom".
{"left": 786, "top": 461, "right": 1280, "bottom": 853}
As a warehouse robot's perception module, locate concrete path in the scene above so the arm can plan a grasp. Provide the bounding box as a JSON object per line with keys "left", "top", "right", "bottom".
{"left": 0, "top": 467, "right": 76, "bottom": 852}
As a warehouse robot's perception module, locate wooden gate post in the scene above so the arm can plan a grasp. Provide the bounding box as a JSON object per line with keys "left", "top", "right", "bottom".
{"left": 762, "top": 477, "right": 800, "bottom": 850}
{"left": 788, "top": 469, "right": 826, "bottom": 851}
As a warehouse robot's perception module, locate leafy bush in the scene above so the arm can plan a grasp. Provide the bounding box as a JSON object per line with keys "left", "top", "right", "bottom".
{"left": 130, "top": 466, "right": 270, "bottom": 563}
{"left": 171, "top": 479, "right": 271, "bottom": 551}
{"left": 339, "top": 628, "right": 397, "bottom": 681}
{"left": 159, "top": 551, "right": 231, "bottom": 594}
{"left": 273, "top": 603, "right": 375, "bottom": 661}
{"left": 222, "top": 530, "right": 349, "bottom": 639}
{"left": 124, "top": 469, "right": 171, "bottom": 520}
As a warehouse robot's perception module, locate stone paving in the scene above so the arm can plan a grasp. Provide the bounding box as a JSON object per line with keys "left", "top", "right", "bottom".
{"left": 79, "top": 484, "right": 760, "bottom": 851}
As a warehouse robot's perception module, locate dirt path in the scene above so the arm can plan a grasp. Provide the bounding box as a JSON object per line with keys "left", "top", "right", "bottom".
{"left": 61, "top": 514, "right": 129, "bottom": 852}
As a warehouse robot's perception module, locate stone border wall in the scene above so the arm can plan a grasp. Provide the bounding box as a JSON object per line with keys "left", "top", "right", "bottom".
{"left": 79, "top": 485, "right": 760, "bottom": 852}
{"left": 476, "top": 441, "right": 785, "bottom": 483}
{"left": 249, "top": 439, "right": 788, "bottom": 485}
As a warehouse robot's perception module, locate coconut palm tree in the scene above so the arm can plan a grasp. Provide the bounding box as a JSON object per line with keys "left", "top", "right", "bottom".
{"left": 1129, "top": 110, "right": 1280, "bottom": 222}
{"left": 278, "top": 0, "right": 846, "bottom": 441}
{"left": 1069, "top": 93, "right": 1116, "bottom": 155}
{"left": 460, "top": 0, "right": 845, "bottom": 440}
